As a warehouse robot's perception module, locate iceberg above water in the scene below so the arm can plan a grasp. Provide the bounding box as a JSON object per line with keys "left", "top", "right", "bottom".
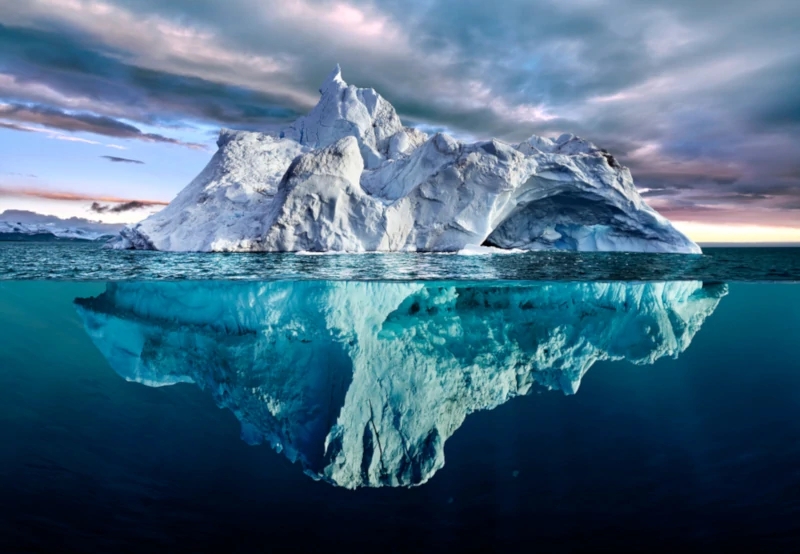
{"left": 111, "top": 66, "right": 700, "bottom": 254}
{"left": 75, "top": 280, "right": 725, "bottom": 488}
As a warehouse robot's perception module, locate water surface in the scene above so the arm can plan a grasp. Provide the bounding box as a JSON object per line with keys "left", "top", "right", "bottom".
{"left": 2, "top": 242, "right": 799, "bottom": 281}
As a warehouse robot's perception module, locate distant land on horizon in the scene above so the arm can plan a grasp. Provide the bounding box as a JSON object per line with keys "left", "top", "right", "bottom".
{"left": 0, "top": 209, "right": 120, "bottom": 228}
{"left": 0, "top": 209, "right": 123, "bottom": 241}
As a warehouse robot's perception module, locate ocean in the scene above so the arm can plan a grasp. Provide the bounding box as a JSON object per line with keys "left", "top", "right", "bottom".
{"left": 1, "top": 244, "right": 799, "bottom": 551}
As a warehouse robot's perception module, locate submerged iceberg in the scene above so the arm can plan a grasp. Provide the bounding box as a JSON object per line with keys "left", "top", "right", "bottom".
{"left": 75, "top": 280, "right": 725, "bottom": 488}
{"left": 111, "top": 66, "right": 699, "bottom": 253}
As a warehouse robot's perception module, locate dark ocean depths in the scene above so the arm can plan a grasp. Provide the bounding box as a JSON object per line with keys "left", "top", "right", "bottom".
{"left": 0, "top": 247, "right": 799, "bottom": 552}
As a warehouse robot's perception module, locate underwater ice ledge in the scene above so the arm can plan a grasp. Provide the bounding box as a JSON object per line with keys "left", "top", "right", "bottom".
{"left": 75, "top": 280, "right": 726, "bottom": 489}
{"left": 110, "top": 66, "right": 700, "bottom": 254}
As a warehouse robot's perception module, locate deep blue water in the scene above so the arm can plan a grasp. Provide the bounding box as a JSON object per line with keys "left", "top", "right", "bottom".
{"left": 1, "top": 274, "right": 799, "bottom": 551}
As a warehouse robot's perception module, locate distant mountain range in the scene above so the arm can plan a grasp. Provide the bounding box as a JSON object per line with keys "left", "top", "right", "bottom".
{"left": 0, "top": 210, "right": 124, "bottom": 242}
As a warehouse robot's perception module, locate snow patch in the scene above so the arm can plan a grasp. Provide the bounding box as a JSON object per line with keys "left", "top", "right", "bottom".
{"left": 456, "top": 244, "right": 526, "bottom": 255}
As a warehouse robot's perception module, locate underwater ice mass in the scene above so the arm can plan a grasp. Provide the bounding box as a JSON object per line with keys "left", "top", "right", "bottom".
{"left": 75, "top": 280, "right": 725, "bottom": 488}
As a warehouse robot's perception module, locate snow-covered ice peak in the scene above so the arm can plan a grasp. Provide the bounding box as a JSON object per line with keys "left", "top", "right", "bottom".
{"left": 320, "top": 63, "right": 345, "bottom": 94}
{"left": 75, "top": 280, "right": 726, "bottom": 489}
{"left": 281, "top": 65, "right": 404, "bottom": 169}
{"left": 109, "top": 67, "right": 701, "bottom": 254}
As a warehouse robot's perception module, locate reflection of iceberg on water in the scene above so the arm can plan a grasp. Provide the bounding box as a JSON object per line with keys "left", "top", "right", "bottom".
{"left": 75, "top": 281, "right": 725, "bottom": 489}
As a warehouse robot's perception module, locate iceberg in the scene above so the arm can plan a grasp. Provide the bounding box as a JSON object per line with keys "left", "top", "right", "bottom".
{"left": 75, "top": 280, "right": 725, "bottom": 488}
{"left": 111, "top": 66, "right": 700, "bottom": 253}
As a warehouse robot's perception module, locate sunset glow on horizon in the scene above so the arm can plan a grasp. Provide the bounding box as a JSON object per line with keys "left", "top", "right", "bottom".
{"left": 673, "top": 222, "right": 800, "bottom": 245}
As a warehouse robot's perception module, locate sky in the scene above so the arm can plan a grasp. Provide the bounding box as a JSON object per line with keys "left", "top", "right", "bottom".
{"left": 0, "top": 0, "right": 798, "bottom": 241}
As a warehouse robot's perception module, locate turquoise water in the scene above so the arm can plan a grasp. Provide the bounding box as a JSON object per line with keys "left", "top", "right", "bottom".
{"left": 1, "top": 244, "right": 800, "bottom": 550}
{"left": 2, "top": 242, "right": 799, "bottom": 281}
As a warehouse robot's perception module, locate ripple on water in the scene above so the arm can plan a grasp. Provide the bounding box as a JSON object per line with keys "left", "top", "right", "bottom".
{"left": 0, "top": 242, "right": 798, "bottom": 281}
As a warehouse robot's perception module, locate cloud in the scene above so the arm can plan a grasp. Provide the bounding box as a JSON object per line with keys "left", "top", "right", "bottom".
{"left": 0, "top": 103, "right": 208, "bottom": 149}
{"left": 0, "top": 186, "right": 168, "bottom": 206}
{"left": 52, "top": 135, "right": 102, "bottom": 145}
{"left": 90, "top": 200, "right": 151, "bottom": 213}
{"left": 1, "top": 171, "right": 37, "bottom": 178}
{"left": 0, "top": 21, "right": 308, "bottom": 130}
{"left": 0, "top": 0, "right": 799, "bottom": 228}
{"left": 652, "top": 203, "right": 800, "bottom": 228}
{"left": 101, "top": 155, "right": 144, "bottom": 164}
{"left": 0, "top": 121, "right": 38, "bottom": 132}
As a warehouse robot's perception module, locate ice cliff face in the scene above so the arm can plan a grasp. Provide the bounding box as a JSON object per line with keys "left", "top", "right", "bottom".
{"left": 111, "top": 67, "right": 700, "bottom": 253}
{"left": 75, "top": 280, "right": 725, "bottom": 488}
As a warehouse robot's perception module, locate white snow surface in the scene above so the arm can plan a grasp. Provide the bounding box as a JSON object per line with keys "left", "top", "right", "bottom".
{"left": 75, "top": 280, "right": 726, "bottom": 488}
{"left": 111, "top": 67, "right": 700, "bottom": 254}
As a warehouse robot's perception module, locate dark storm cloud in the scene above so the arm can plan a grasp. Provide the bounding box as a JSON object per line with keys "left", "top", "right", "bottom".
{"left": 101, "top": 155, "right": 144, "bottom": 164}
{"left": 0, "top": 23, "right": 306, "bottom": 129}
{"left": 90, "top": 201, "right": 155, "bottom": 213}
{"left": 1, "top": 0, "right": 799, "bottom": 226}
